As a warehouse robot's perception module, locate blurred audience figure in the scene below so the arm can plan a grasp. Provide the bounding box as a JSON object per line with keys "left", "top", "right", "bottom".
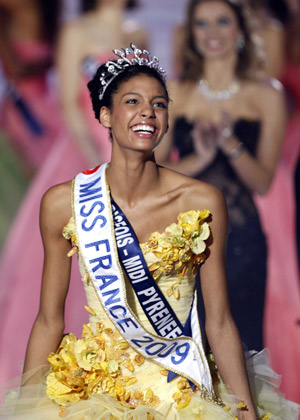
{"left": 0, "top": 0, "right": 148, "bottom": 386}
{"left": 282, "top": 14, "right": 300, "bottom": 111}
{"left": 164, "top": 0, "right": 300, "bottom": 404}
{"left": 282, "top": 14, "right": 300, "bottom": 267}
{"left": 157, "top": 0, "right": 286, "bottom": 353}
{"left": 254, "top": 11, "right": 300, "bottom": 404}
{"left": 56, "top": 0, "right": 148, "bottom": 166}
{"left": 172, "top": 0, "right": 286, "bottom": 80}
{"left": 286, "top": 0, "right": 300, "bottom": 14}
{"left": 0, "top": 0, "right": 62, "bottom": 174}
{"left": 249, "top": 0, "right": 288, "bottom": 79}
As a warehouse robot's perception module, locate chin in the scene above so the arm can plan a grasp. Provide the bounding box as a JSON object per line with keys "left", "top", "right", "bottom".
{"left": 198, "top": 45, "right": 235, "bottom": 60}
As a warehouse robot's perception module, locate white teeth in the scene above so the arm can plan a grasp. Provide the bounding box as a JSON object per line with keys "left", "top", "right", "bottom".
{"left": 132, "top": 124, "right": 155, "bottom": 133}
{"left": 207, "top": 39, "right": 222, "bottom": 48}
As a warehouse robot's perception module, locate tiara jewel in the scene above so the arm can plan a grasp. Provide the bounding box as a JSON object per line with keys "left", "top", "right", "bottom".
{"left": 98, "top": 43, "right": 166, "bottom": 100}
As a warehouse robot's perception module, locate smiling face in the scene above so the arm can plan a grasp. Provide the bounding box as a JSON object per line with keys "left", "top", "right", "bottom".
{"left": 192, "top": 0, "right": 242, "bottom": 60}
{"left": 100, "top": 74, "right": 169, "bottom": 154}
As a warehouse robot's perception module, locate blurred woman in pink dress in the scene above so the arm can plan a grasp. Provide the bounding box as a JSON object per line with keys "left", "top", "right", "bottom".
{"left": 0, "top": 0, "right": 62, "bottom": 174}
{"left": 0, "top": 0, "right": 148, "bottom": 386}
{"left": 255, "top": 12, "right": 300, "bottom": 404}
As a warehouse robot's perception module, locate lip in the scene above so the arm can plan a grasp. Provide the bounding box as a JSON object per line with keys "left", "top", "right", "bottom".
{"left": 130, "top": 122, "right": 158, "bottom": 138}
{"left": 204, "top": 38, "right": 223, "bottom": 50}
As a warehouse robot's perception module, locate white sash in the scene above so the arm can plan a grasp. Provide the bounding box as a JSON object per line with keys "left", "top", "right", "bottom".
{"left": 73, "top": 163, "right": 213, "bottom": 393}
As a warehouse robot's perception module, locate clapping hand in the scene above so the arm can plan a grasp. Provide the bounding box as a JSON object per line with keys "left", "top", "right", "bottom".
{"left": 192, "top": 117, "right": 218, "bottom": 167}
{"left": 216, "top": 111, "right": 235, "bottom": 153}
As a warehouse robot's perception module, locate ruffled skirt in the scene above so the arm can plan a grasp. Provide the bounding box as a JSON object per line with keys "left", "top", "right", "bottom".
{"left": 0, "top": 350, "right": 298, "bottom": 420}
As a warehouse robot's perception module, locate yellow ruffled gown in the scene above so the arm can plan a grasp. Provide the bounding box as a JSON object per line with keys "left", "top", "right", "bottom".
{"left": 0, "top": 214, "right": 298, "bottom": 420}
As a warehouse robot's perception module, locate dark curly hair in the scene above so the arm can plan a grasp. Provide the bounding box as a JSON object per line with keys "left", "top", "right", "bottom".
{"left": 82, "top": 0, "right": 138, "bottom": 13}
{"left": 181, "top": 0, "right": 260, "bottom": 81}
{"left": 87, "top": 63, "right": 169, "bottom": 122}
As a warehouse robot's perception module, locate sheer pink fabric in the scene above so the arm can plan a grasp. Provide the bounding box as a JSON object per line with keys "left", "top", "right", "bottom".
{"left": 255, "top": 112, "right": 300, "bottom": 404}
{"left": 0, "top": 54, "right": 112, "bottom": 385}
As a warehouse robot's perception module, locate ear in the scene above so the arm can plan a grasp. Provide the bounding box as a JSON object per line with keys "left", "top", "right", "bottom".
{"left": 99, "top": 106, "right": 111, "bottom": 128}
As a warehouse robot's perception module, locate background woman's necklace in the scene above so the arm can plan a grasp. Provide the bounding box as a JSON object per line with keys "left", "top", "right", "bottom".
{"left": 198, "top": 79, "right": 240, "bottom": 100}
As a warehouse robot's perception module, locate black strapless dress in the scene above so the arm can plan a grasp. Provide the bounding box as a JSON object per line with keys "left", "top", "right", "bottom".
{"left": 173, "top": 117, "right": 267, "bottom": 350}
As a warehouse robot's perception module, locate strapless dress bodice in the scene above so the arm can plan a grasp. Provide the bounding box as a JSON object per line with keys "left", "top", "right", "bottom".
{"left": 62, "top": 209, "right": 211, "bottom": 335}
{"left": 47, "top": 210, "right": 219, "bottom": 414}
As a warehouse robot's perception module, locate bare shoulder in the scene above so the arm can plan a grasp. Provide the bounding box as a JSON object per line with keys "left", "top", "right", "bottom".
{"left": 160, "top": 167, "right": 227, "bottom": 218}
{"left": 123, "top": 20, "right": 148, "bottom": 49}
{"left": 244, "top": 78, "right": 285, "bottom": 114}
{"left": 40, "top": 181, "right": 73, "bottom": 237}
{"left": 186, "top": 177, "right": 227, "bottom": 218}
{"left": 244, "top": 78, "right": 284, "bottom": 101}
{"left": 59, "top": 18, "right": 82, "bottom": 39}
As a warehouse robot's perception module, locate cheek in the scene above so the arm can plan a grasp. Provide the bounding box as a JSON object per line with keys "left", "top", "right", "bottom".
{"left": 159, "top": 112, "right": 169, "bottom": 133}
{"left": 220, "top": 25, "right": 240, "bottom": 42}
{"left": 192, "top": 28, "right": 206, "bottom": 52}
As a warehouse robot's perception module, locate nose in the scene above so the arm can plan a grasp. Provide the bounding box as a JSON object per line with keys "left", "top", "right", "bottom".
{"left": 140, "top": 103, "right": 155, "bottom": 118}
{"left": 206, "top": 23, "right": 219, "bottom": 34}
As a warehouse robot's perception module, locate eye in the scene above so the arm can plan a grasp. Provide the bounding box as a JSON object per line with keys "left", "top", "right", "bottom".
{"left": 126, "top": 98, "right": 138, "bottom": 104}
{"left": 153, "top": 101, "right": 167, "bottom": 109}
{"left": 217, "top": 16, "right": 232, "bottom": 26}
{"left": 194, "top": 19, "right": 208, "bottom": 28}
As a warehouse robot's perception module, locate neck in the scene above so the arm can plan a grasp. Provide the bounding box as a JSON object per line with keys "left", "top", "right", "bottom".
{"left": 202, "top": 55, "right": 238, "bottom": 88}
{"left": 106, "top": 155, "right": 160, "bottom": 207}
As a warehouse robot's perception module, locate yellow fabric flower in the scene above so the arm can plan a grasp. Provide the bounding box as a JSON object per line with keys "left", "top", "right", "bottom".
{"left": 165, "top": 223, "right": 183, "bottom": 237}
{"left": 198, "top": 221, "right": 210, "bottom": 240}
{"left": 190, "top": 236, "right": 206, "bottom": 254}
{"left": 46, "top": 324, "right": 161, "bottom": 411}
{"left": 143, "top": 210, "right": 211, "bottom": 288}
{"left": 46, "top": 372, "right": 84, "bottom": 406}
{"left": 108, "top": 360, "right": 119, "bottom": 374}
{"left": 178, "top": 210, "right": 201, "bottom": 232}
{"left": 74, "top": 339, "right": 105, "bottom": 371}
{"left": 62, "top": 216, "right": 78, "bottom": 246}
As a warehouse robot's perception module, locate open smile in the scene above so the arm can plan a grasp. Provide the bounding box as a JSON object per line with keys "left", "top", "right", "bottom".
{"left": 131, "top": 124, "right": 158, "bottom": 138}
{"left": 204, "top": 38, "right": 224, "bottom": 50}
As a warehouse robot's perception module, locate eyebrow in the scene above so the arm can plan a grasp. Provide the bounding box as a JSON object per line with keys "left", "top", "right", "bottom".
{"left": 121, "top": 92, "right": 168, "bottom": 100}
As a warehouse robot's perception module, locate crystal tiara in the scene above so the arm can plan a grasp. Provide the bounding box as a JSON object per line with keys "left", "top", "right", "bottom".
{"left": 98, "top": 43, "right": 166, "bottom": 100}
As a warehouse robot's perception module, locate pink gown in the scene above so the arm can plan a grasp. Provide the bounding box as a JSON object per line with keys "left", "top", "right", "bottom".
{"left": 0, "top": 41, "right": 63, "bottom": 172}
{"left": 255, "top": 70, "right": 300, "bottom": 404}
{"left": 0, "top": 54, "right": 112, "bottom": 386}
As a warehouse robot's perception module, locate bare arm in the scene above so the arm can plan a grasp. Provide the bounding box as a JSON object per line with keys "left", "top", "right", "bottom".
{"left": 200, "top": 187, "right": 257, "bottom": 420}
{"left": 263, "top": 22, "right": 285, "bottom": 79}
{"left": 56, "top": 23, "right": 100, "bottom": 166}
{"left": 22, "top": 184, "right": 72, "bottom": 384}
{"left": 218, "top": 85, "right": 286, "bottom": 195}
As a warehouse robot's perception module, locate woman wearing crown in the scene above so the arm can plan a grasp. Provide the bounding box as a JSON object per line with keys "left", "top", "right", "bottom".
{"left": 0, "top": 45, "right": 298, "bottom": 420}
